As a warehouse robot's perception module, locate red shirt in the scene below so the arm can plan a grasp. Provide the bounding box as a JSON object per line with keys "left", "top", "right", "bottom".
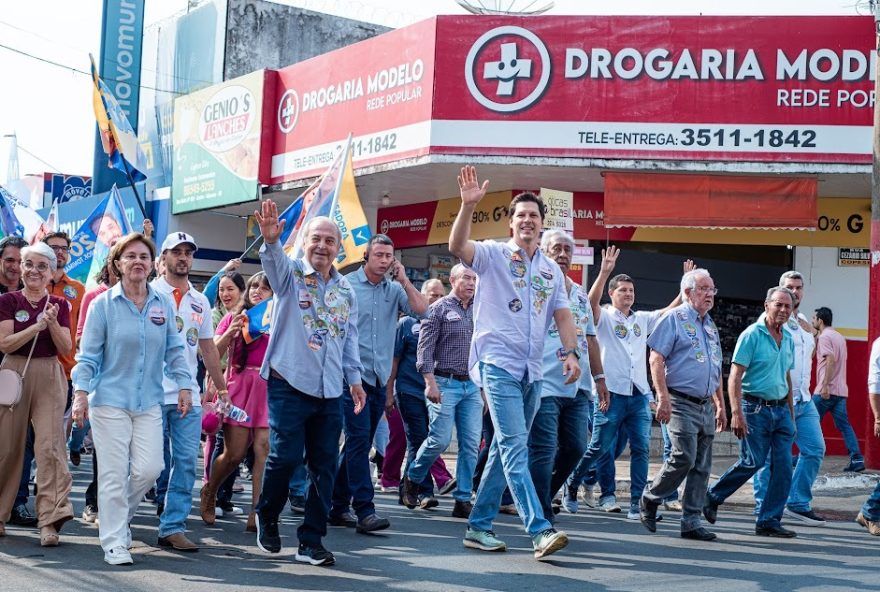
{"left": 0, "top": 292, "right": 70, "bottom": 358}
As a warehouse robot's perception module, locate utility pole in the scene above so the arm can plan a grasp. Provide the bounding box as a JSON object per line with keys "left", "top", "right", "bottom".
{"left": 868, "top": 1, "right": 880, "bottom": 470}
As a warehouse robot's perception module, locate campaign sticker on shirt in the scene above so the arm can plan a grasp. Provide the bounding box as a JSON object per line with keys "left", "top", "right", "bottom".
{"left": 705, "top": 325, "right": 717, "bottom": 336}
{"left": 298, "top": 288, "right": 312, "bottom": 310}
{"left": 63, "top": 285, "right": 77, "bottom": 299}
{"left": 304, "top": 275, "right": 318, "bottom": 289}
{"left": 176, "top": 316, "right": 184, "bottom": 333}
{"left": 14, "top": 310, "right": 29, "bottom": 323}
{"left": 148, "top": 306, "right": 166, "bottom": 326}
{"left": 325, "top": 288, "right": 340, "bottom": 306}
{"left": 675, "top": 310, "right": 688, "bottom": 322}
{"left": 786, "top": 319, "right": 798, "bottom": 330}
{"left": 632, "top": 323, "right": 642, "bottom": 337}
{"left": 556, "top": 347, "right": 569, "bottom": 361}
{"left": 446, "top": 311, "right": 462, "bottom": 322}
{"left": 695, "top": 350, "right": 706, "bottom": 364}
{"left": 411, "top": 322, "right": 422, "bottom": 334}
{"left": 308, "top": 332, "right": 324, "bottom": 351}
{"left": 683, "top": 322, "right": 697, "bottom": 339}
{"left": 512, "top": 279, "right": 527, "bottom": 290}
{"left": 190, "top": 301, "right": 203, "bottom": 314}
{"left": 613, "top": 323, "right": 628, "bottom": 339}
{"left": 186, "top": 327, "right": 198, "bottom": 347}
{"left": 509, "top": 260, "right": 526, "bottom": 278}
{"left": 508, "top": 298, "right": 522, "bottom": 313}
{"left": 510, "top": 252, "right": 523, "bottom": 262}
{"left": 540, "top": 268, "right": 553, "bottom": 280}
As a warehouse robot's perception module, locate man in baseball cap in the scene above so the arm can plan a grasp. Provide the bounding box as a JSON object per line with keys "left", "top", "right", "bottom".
{"left": 161, "top": 232, "right": 198, "bottom": 253}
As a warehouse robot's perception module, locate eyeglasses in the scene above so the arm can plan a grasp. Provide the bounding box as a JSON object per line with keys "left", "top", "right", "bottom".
{"left": 121, "top": 254, "right": 153, "bottom": 262}
{"left": 48, "top": 245, "right": 70, "bottom": 253}
{"left": 22, "top": 261, "right": 51, "bottom": 273}
{"left": 695, "top": 286, "right": 719, "bottom": 295}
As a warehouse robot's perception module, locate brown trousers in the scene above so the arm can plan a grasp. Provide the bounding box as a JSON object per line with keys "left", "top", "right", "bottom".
{"left": 0, "top": 355, "right": 73, "bottom": 529}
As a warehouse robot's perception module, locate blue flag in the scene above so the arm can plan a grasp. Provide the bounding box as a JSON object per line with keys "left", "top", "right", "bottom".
{"left": 0, "top": 186, "right": 25, "bottom": 239}
{"left": 66, "top": 185, "right": 133, "bottom": 288}
{"left": 242, "top": 298, "right": 273, "bottom": 344}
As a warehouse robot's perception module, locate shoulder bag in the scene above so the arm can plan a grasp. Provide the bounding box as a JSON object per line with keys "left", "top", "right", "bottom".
{"left": 0, "top": 296, "right": 51, "bottom": 409}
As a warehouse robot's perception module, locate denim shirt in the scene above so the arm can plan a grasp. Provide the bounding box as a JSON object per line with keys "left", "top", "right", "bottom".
{"left": 347, "top": 267, "right": 413, "bottom": 387}
{"left": 542, "top": 281, "right": 596, "bottom": 398}
{"left": 72, "top": 283, "right": 191, "bottom": 412}
{"left": 647, "top": 303, "right": 722, "bottom": 399}
{"left": 466, "top": 239, "right": 568, "bottom": 384}
{"left": 260, "top": 240, "right": 362, "bottom": 398}
{"left": 732, "top": 313, "right": 795, "bottom": 401}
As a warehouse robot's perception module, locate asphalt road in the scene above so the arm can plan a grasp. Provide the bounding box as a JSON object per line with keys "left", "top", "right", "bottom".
{"left": 1, "top": 457, "right": 879, "bottom": 592}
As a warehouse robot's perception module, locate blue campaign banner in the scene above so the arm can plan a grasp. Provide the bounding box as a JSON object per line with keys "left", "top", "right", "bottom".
{"left": 65, "top": 186, "right": 135, "bottom": 288}
{"left": 38, "top": 184, "right": 146, "bottom": 241}
{"left": 93, "top": 0, "right": 146, "bottom": 194}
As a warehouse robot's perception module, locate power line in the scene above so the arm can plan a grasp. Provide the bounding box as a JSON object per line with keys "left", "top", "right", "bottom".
{"left": 0, "top": 42, "right": 185, "bottom": 95}
{"left": 14, "top": 144, "right": 63, "bottom": 173}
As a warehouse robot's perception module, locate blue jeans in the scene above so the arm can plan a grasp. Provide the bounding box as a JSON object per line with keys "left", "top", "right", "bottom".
{"left": 813, "top": 394, "right": 863, "bottom": 462}
{"left": 157, "top": 404, "right": 202, "bottom": 537}
{"left": 408, "top": 377, "right": 482, "bottom": 503}
{"left": 529, "top": 390, "right": 591, "bottom": 522}
{"left": 568, "top": 391, "right": 651, "bottom": 510}
{"left": 332, "top": 381, "right": 386, "bottom": 520}
{"left": 474, "top": 411, "right": 513, "bottom": 506}
{"left": 469, "top": 363, "right": 550, "bottom": 536}
{"left": 256, "top": 377, "right": 343, "bottom": 546}
{"left": 708, "top": 398, "right": 795, "bottom": 528}
{"left": 289, "top": 464, "right": 309, "bottom": 498}
{"left": 862, "top": 481, "right": 880, "bottom": 521}
{"left": 579, "top": 400, "right": 618, "bottom": 501}
{"left": 754, "top": 399, "right": 825, "bottom": 513}
{"left": 156, "top": 415, "right": 173, "bottom": 503}
{"left": 396, "top": 393, "right": 435, "bottom": 497}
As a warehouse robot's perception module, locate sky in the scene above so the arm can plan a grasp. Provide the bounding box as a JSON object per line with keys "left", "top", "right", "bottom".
{"left": 0, "top": 0, "right": 868, "bottom": 184}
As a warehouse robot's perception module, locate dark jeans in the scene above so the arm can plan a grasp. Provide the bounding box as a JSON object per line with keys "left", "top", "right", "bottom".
{"left": 396, "top": 392, "right": 436, "bottom": 497}
{"left": 15, "top": 426, "right": 35, "bottom": 506}
{"left": 331, "top": 381, "right": 386, "bottom": 519}
{"left": 529, "top": 390, "right": 591, "bottom": 523}
{"left": 473, "top": 410, "right": 514, "bottom": 506}
{"left": 256, "top": 377, "right": 343, "bottom": 546}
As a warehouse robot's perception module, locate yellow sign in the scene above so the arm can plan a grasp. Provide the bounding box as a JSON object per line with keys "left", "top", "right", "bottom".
{"left": 426, "top": 191, "right": 512, "bottom": 245}
{"left": 633, "top": 198, "right": 869, "bottom": 247}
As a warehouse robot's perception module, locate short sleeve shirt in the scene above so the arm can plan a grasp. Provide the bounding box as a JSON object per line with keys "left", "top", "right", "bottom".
{"left": 732, "top": 313, "right": 795, "bottom": 401}
{"left": 542, "top": 282, "right": 596, "bottom": 398}
{"left": 393, "top": 316, "right": 426, "bottom": 397}
{"left": 816, "top": 327, "right": 848, "bottom": 397}
{"left": 0, "top": 292, "right": 70, "bottom": 357}
{"left": 595, "top": 305, "right": 663, "bottom": 396}
{"left": 784, "top": 313, "right": 815, "bottom": 403}
{"left": 466, "top": 239, "right": 568, "bottom": 384}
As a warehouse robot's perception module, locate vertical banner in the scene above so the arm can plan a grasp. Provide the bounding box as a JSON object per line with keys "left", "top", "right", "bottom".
{"left": 93, "top": 0, "right": 146, "bottom": 194}
{"left": 66, "top": 186, "right": 134, "bottom": 289}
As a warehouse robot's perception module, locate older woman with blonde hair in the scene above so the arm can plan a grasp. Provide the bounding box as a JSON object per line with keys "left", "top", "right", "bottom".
{"left": 72, "top": 233, "right": 191, "bottom": 566}
{"left": 0, "top": 241, "right": 73, "bottom": 546}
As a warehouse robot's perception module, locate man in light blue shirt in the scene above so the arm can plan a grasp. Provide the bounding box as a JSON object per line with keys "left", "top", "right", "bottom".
{"left": 450, "top": 166, "right": 580, "bottom": 560}
{"left": 252, "top": 204, "right": 366, "bottom": 567}
{"left": 705, "top": 287, "right": 797, "bottom": 539}
{"left": 330, "top": 234, "right": 427, "bottom": 534}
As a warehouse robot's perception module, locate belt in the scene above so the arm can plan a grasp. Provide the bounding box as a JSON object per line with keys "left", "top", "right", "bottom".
{"left": 434, "top": 370, "right": 470, "bottom": 382}
{"left": 669, "top": 388, "right": 710, "bottom": 405}
{"left": 743, "top": 394, "right": 788, "bottom": 407}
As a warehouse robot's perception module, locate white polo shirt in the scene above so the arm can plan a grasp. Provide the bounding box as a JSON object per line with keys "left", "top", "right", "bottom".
{"left": 596, "top": 304, "right": 663, "bottom": 396}
{"left": 784, "top": 311, "right": 815, "bottom": 404}
{"left": 152, "top": 276, "right": 214, "bottom": 406}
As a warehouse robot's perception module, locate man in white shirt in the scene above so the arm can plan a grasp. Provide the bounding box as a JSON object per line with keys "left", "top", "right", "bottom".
{"left": 566, "top": 246, "right": 684, "bottom": 520}
{"left": 152, "top": 232, "right": 228, "bottom": 552}
{"left": 753, "top": 270, "right": 826, "bottom": 526}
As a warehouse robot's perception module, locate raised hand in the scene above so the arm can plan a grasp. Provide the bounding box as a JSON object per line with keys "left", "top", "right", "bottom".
{"left": 600, "top": 245, "right": 620, "bottom": 274}
{"left": 254, "top": 200, "right": 286, "bottom": 244}
{"left": 142, "top": 218, "right": 154, "bottom": 237}
{"left": 458, "top": 165, "right": 489, "bottom": 207}
{"left": 683, "top": 259, "right": 696, "bottom": 274}
{"left": 223, "top": 258, "right": 242, "bottom": 272}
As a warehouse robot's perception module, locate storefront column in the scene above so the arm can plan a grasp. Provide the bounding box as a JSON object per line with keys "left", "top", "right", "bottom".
{"left": 868, "top": 9, "right": 880, "bottom": 470}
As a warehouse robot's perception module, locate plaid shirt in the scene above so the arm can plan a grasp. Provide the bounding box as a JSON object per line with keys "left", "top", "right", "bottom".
{"left": 416, "top": 294, "right": 473, "bottom": 376}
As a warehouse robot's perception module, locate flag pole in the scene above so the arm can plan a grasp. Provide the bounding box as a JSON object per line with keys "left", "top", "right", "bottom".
{"left": 118, "top": 144, "right": 148, "bottom": 220}
{"left": 241, "top": 235, "right": 263, "bottom": 259}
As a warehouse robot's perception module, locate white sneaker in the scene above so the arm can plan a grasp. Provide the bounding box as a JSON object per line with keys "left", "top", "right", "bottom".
{"left": 215, "top": 507, "right": 225, "bottom": 518}
{"left": 104, "top": 546, "right": 133, "bottom": 565}
{"left": 626, "top": 509, "right": 640, "bottom": 520}
{"left": 663, "top": 500, "right": 683, "bottom": 512}
{"left": 598, "top": 499, "right": 621, "bottom": 513}
{"left": 580, "top": 485, "right": 599, "bottom": 508}
{"left": 125, "top": 528, "right": 132, "bottom": 549}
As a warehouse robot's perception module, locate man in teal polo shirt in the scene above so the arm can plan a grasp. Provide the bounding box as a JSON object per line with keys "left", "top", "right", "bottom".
{"left": 703, "top": 286, "right": 797, "bottom": 538}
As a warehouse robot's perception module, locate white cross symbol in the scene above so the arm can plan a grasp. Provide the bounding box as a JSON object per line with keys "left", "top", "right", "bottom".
{"left": 483, "top": 42, "right": 532, "bottom": 96}
{"left": 281, "top": 97, "right": 295, "bottom": 127}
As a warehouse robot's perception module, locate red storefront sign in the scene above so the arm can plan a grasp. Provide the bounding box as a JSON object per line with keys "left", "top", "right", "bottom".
{"left": 431, "top": 16, "right": 873, "bottom": 164}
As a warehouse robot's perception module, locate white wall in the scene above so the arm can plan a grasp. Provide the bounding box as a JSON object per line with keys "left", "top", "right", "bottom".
{"left": 794, "top": 246, "right": 868, "bottom": 340}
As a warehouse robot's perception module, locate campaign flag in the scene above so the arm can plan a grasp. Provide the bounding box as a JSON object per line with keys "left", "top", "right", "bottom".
{"left": 241, "top": 298, "right": 273, "bottom": 344}
{"left": 0, "top": 186, "right": 25, "bottom": 239}
{"left": 30, "top": 199, "right": 59, "bottom": 245}
{"left": 90, "top": 55, "right": 148, "bottom": 182}
{"left": 66, "top": 185, "right": 133, "bottom": 288}
{"left": 330, "top": 147, "right": 371, "bottom": 269}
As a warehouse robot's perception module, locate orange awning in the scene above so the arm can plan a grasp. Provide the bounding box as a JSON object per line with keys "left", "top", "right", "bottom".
{"left": 603, "top": 172, "right": 817, "bottom": 229}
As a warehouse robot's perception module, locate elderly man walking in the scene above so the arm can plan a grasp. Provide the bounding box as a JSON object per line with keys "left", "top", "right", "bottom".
{"left": 639, "top": 268, "right": 727, "bottom": 541}
{"left": 450, "top": 166, "right": 581, "bottom": 559}
{"left": 703, "top": 287, "right": 797, "bottom": 538}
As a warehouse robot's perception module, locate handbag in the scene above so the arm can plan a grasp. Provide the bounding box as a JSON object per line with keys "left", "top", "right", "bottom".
{"left": 0, "top": 296, "right": 51, "bottom": 409}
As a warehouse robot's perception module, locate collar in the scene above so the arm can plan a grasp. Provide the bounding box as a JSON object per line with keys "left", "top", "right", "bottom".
{"left": 110, "top": 282, "right": 158, "bottom": 303}
{"left": 152, "top": 276, "right": 194, "bottom": 296}
{"left": 608, "top": 304, "right": 634, "bottom": 319}
{"left": 756, "top": 312, "right": 786, "bottom": 337}
{"left": 352, "top": 266, "right": 384, "bottom": 287}
{"left": 505, "top": 239, "right": 542, "bottom": 262}
{"left": 300, "top": 257, "right": 338, "bottom": 283}
{"left": 51, "top": 272, "right": 73, "bottom": 286}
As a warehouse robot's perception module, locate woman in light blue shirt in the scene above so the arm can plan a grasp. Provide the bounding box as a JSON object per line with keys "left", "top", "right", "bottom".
{"left": 72, "top": 233, "right": 191, "bottom": 567}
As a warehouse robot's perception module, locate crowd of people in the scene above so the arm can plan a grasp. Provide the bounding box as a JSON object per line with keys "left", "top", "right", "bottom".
{"left": 1, "top": 165, "right": 880, "bottom": 568}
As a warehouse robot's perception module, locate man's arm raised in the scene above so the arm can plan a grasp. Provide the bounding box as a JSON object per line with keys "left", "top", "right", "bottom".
{"left": 587, "top": 245, "right": 619, "bottom": 326}
{"left": 449, "top": 166, "right": 488, "bottom": 267}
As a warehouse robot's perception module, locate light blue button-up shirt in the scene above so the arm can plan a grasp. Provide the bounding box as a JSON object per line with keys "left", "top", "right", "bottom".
{"left": 260, "top": 240, "right": 362, "bottom": 398}
{"left": 647, "top": 303, "right": 722, "bottom": 399}
{"left": 72, "top": 283, "right": 191, "bottom": 412}
{"left": 732, "top": 312, "right": 795, "bottom": 401}
{"left": 542, "top": 281, "right": 596, "bottom": 398}
{"left": 346, "top": 267, "right": 413, "bottom": 387}
{"left": 467, "top": 239, "right": 568, "bottom": 384}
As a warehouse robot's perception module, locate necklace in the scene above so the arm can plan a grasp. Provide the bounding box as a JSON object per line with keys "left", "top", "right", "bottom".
{"left": 23, "top": 291, "right": 46, "bottom": 309}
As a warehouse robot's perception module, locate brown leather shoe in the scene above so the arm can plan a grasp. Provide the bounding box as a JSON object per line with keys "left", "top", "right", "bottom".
{"left": 158, "top": 532, "right": 199, "bottom": 552}
{"left": 856, "top": 512, "right": 880, "bottom": 536}
{"left": 199, "top": 486, "right": 216, "bottom": 525}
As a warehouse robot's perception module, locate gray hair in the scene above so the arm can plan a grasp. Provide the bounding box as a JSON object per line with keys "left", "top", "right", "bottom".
{"left": 421, "top": 278, "right": 445, "bottom": 295}
{"left": 303, "top": 216, "right": 342, "bottom": 243}
{"left": 766, "top": 286, "right": 795, "bottom": 304}
{"left": 680, "top": 268, "right": 711, "bottom": 299}
{"left": 779, "top": 270, "right": 804, "bottom": 285}
{"left": 21, "top": 242, "right": 58, "bottom": 271}
{"left": 449, "top": 263, "right": 468, "bottom": 280}
{"left": 540, "top": 229, "right": 575, "bottom": 253}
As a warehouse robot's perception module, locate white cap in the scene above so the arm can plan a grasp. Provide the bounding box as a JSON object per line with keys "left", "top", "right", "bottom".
{"left": 161, "top": 231, "right": 198, "bottom": 252}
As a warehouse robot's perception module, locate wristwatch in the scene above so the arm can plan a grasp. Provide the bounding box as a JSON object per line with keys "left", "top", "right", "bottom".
{"left": 592, "top": 373, "right": 606, "bottom": 381}
{"left": 563, "top": 348, "right": 581, "bottom": 360}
